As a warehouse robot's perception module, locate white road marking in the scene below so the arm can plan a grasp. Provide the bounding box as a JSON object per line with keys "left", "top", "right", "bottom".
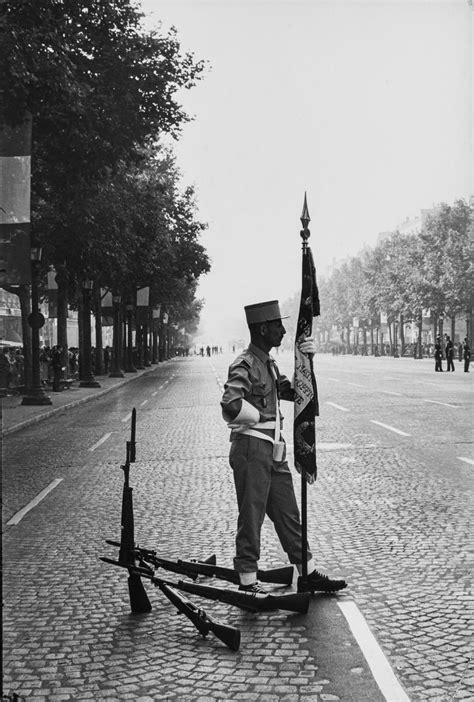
{"left": 423, "top": 399, "right": 458, "bottom": 408}
{"left": 370, "top": 420, "right": 411, "bottom": 437}
{"left": 285, "top": 442, "right": 353, "bottom": 450}
{"left": 338, "top": 600, "right": 410, "bottom": 702}
{"left": 327, "top": 377, "right": 341, "bottom": 382}
{"left": 140, "top": 399, "right": 148, "bottom": 406}
{"left": 326, "top": 401, "right": 349, "bottom": 412}
{"left": 7, "top": 479, "right": 64, "bottom": 526}
{"left": 122, "top": 412, "right": 132, "bottom": 423}
{"left": 347, "top": 382, "right": 365, "bottom": 388}
{"left": 381, "top": 390, "right": 402, "bottom": 396}
{"left": 88, "top": 432, "right": 112, "bottom": 451}
{"left": 457, "top": 457, "right": 474, "bottom": 466}
{"left": 152, "top": 391, "right": 158, "bottom": 396}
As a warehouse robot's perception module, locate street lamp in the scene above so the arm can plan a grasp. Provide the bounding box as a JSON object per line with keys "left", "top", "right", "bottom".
{"left": 22, "top": 246, "right": 52, "bottom": 405}
{"left": 109, "top": 293, "right": 124, "bottom": 378}
{"left": 125, "top": 301, "right": 136, "bottom": 373}
{"left": 80, "top": 278, "right": 101, "bottom": 388}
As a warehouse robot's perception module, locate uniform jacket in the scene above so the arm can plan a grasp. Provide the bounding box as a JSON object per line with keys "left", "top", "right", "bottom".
{"left": 221, "top": 344, "right": 294, "bottom": 438}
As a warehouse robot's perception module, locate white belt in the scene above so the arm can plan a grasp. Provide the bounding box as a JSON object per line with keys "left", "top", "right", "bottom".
{"left": 233, "top": 420, "right": 281, "bottom": 444}
{"left": 238, "top": 428, "right": 275, "bottom": 444}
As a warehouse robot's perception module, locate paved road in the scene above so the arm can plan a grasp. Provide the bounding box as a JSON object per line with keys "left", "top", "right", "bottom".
{"left": 2, "top": 353, "right": 473, "bottom": 701}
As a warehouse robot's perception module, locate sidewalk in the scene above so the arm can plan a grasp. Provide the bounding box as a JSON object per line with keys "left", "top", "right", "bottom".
{"left": 1, "top": 365, "right": 159, "bottom": 437}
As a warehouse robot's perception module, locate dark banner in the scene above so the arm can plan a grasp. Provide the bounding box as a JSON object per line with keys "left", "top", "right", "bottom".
{"left": 293, "top": 245, "right": 320, "bottom": 484}
{"left": 0, "top": 222, "right": 31, "bottom": 285}
{"left": 0, "top": 117, "right": 32, "bottom": 285}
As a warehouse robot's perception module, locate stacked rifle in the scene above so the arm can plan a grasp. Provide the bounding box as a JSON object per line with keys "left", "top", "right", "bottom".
{"left": 101, "top": 409, "right": 310, "bottom": 651}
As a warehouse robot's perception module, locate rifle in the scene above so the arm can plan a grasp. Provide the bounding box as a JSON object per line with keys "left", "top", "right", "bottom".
{"left": 101, "top": 557, "right": 310, "bottom": 614}
{"left": 118, "top": 408, "right": 152, "bottom": 613}
{"left": 159, "top": 582, "right": 240, "bottom": 651}
{"left": 105, "top": 540, "right": 294, "bottom": 586}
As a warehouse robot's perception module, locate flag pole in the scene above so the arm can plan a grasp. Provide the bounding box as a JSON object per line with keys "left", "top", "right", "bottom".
{"left": 299, "top": 195, "right": 311, "bottom": 584}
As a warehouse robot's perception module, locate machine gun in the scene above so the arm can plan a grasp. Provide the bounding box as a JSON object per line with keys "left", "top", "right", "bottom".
{"left": 105, "top": 540, "right": 294, "bottom": 586}
{"left": 101, "top": 557, "right": 310, "bottom": 615}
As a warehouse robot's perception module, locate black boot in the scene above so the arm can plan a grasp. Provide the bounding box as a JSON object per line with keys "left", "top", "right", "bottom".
{"left": 297, "top": 569, "right": 347, "bottom": 593}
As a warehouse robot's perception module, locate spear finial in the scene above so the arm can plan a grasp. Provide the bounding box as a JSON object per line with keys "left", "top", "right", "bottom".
{"left": 300, "top": 192, "right": 311, "bottom": 242}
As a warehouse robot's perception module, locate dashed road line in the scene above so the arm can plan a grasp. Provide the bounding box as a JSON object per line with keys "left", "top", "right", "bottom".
{"left": 370, "top": 420, "right": 411, "bottom": 437}
{"left": 140, "top": 399, "right": 148, "bottom": 406}
{"left": 122, "top": 412, "right": 132, "bottom": 423}
{"left": 457, "top": 457, "right": 474, "bottom": 466}
{"left": 423, "top": 399, "right": 458, "bottom": 408}
{"left": 88, "top": 432, "right": 113, "bottom": 451}
{"left": 326, "top": 401, "right": 349, "bottom": 412}
{"left": 347, "top": 382, "right": 365, "bottom": 388}
{"left": 338, "top": 600, "right": 410, "bottom": 702}
{"left": 7, "top": 479, "right": 64, "bottom": 526}
{"left": 285, "top": 442, "right": 353, "bottom": 451}
{"left": 381, "top": 390, "right": 402, "bottom": 396}
{"left": 327, "top": 377, "right": 341, "bottom": 382}
{"left": 152, "top": 390, "right": 158, "bottom": 396}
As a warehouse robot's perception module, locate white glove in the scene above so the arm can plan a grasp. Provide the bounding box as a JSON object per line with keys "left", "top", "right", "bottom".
{"left": 299, "top": 337, "right": 316, "bottom": 356}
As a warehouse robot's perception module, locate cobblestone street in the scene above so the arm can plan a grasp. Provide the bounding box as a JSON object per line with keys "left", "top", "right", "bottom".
{"left": 2, "top": 354, "right": 473, "bottom": 701}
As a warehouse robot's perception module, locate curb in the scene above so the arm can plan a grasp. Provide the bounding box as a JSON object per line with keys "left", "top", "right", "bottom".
{"left": 2, "top": 365, "right": 160, "bottom": 437}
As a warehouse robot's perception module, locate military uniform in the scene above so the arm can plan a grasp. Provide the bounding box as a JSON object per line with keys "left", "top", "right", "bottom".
{"left": 463, "top": 338, "right": 471, "bottom": 372}
{"left": 221, "top": 301, "right": 313, "bottom": 582}
{"left": 222, "top": 342, "right": 313, "bottom": 577}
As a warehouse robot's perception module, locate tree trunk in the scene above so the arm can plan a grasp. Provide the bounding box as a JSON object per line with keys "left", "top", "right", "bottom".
{"left": 451, "top": 315, "right": 455, "bottom": 342}
{"left": 77, "top": 287, "right": 84, "bottom": 380}
{"left": 94, "top": 285, "right": 104, "bottom": 375}
{"left": 400, "top": 314, "right": 405, "bottom": 355}
{"left": 417, "top": 315, "right": 423, "bottom": 358}
{"left": 56, "top": 268, "right": 69, "bottom": 379}
{"left": 18, "top": 284, "right": 32, "bottom": 390}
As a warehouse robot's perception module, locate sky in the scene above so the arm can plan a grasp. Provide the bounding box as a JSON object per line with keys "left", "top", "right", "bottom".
{"left": 140, "top": 0, "right": 473, "bottom": 345}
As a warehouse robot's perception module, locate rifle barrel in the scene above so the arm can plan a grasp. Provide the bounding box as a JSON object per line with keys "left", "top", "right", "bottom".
{"left": 100, "top": 557, "right": 309, "bottom": 614}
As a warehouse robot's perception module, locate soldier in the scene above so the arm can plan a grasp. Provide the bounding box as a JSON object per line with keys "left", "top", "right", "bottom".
{"left": 221, "top": 300, "right": 347, "bottom": 594}
{"left": 434, "top": 337, "right": 443, "bottom": 372}
{"left": 463, "top": 337, "right": 471, "bottom": 373}
{"left": 445, "top": 334, "right": 455, "bottom": 372}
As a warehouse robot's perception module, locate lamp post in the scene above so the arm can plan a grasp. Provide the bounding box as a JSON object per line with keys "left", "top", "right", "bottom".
{"left": 22, "top": 247, "right": 52, "bottom": 405}
{"left": 125, "top": 302, "right": 136, "bottom": 372}
{"left": 80, "top": 279, "right": 101, "bottom": 388}
{"left": 109, "top": 293, "right": 124, "bottom": 378}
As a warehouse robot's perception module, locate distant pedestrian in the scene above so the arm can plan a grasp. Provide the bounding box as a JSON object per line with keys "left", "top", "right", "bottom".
{"left": 0, "top": 346, "right": 12, "bottom": 393}
{"left": 51, "top": 345, "right": 63, "bottom": 391}
{"left": 434, "top": 337, "right": 443, "bottom": 372}
{"left": 462, "top": 338, "right": 471, "bottom": 373}
{"left": 104, "top": 346, "right": 111, "bottom": 373}
{"left": 445, "top": 335, "right": 455, "bottom": 372}
{"left": 458, "top": 342, "right": 463, "bottom": 362}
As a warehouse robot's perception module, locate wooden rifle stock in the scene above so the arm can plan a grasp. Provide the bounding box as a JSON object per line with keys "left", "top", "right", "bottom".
{"left": 159, "top": 582, "right": 240, "bottom": 651}
{"left": 101, "top": 557, "right": 310, "bottom": 614}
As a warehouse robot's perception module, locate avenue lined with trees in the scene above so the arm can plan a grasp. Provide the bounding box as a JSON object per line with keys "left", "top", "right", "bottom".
{"left": 1, "top": 0, "right": 210, "bottom": 396}
{"left": 283, "top": 199, "right": 474, "bottom": 358}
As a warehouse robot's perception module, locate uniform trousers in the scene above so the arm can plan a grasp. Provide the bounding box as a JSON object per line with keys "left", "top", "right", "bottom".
{"left": 229, "top": 433, "right": 312, "bottom": 573}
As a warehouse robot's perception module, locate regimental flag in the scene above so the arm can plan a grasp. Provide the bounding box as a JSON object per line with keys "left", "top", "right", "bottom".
{"left": 0, "top": 116, "right": 32, "bottom": 285}
{"left": 293, "top": 241, "right": 320, "bottom": 484}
